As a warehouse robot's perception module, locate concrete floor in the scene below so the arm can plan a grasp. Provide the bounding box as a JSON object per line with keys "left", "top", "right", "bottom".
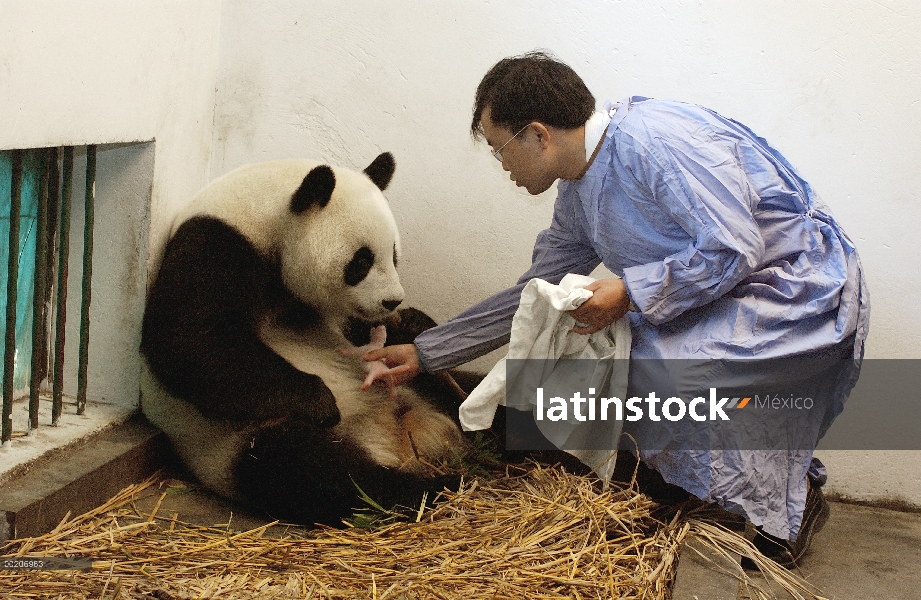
{"left": 672, "top": 500, "right": 921, "bottom": 600}
{"left": 130, "top": 476, "right": 921, "bottom": 600}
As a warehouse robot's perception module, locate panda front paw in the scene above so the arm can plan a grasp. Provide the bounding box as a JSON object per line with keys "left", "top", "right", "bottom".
{"left": 288, "top": 374, "right": 341, "bottom": 428}
{"left": 307, "top": 378, "right": 341, "bottom": 428}
{"left": 381, "top": 307, "right": 438, "bottom": 346}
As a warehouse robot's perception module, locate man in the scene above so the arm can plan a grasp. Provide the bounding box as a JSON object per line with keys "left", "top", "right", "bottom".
{"left": 366, "top": 51, "right": 869, "bottom": 568}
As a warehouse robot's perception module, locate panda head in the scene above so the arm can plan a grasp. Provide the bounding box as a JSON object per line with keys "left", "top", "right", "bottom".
{"left": 279, "top": 153, "right": 404, "bottom": 327}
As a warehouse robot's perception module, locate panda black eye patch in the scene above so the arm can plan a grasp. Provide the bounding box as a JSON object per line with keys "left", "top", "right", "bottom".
{"left": 344, "top": 246, "right": 375, "bottom": 286}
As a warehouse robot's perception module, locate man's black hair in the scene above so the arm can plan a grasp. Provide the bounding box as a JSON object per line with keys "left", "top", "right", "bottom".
{"left": 471, "top": 51, "right": 595, "bottom": 139}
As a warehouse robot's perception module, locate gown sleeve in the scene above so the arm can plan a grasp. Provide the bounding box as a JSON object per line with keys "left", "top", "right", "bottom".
{"left": 614, "top": 115, "right": 767, "bottom": 325}
{"left": 413, "top": 190, "right": 601, "bottom": 372}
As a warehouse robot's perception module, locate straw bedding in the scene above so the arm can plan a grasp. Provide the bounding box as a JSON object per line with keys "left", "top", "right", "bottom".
{"left": 1, "top": 465, "right": 828, "bottom": 600}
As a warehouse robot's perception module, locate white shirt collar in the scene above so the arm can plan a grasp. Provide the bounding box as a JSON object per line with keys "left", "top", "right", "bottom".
{"left": 583, "top": 110, "right": 612, "bottom": 161}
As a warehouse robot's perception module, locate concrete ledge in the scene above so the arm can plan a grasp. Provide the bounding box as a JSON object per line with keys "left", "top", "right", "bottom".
{"left": 0, "top": 413, "right": 172, "bottom": 542}
{"left": 0, "top": 399, "right": 137, "bottom": 483}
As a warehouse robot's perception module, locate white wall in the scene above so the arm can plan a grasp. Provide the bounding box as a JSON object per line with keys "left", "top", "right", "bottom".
{"left": 211, "top": 0, "right": 921, "bottom": 503}
{"left": 0, "top": 1, "right": 224, "bottom": 410}
{"left": 1, "top": 0, "right": 223, "bottom": 272}
{"left": 212, "top": 0, "right": 920, "bottom": 360}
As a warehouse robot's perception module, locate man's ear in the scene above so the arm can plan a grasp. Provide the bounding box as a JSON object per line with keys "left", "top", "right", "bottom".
{"left": 531, "top": 122, "right": 552, "bottom": 149}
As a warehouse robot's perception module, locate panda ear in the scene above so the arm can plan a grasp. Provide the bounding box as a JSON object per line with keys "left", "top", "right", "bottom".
{"left": 363, "top": 152, "right": 395, "bottom": 191}
{"left": 291, "top": 165, "right": 336, "bottom": 213}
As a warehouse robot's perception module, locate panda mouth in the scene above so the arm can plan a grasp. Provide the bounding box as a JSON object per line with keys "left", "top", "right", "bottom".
{"left": 353, "top": 307, "right": 396, "bottom": 326}
{"left": 342, "top": 312, "right": 397, "bottom": 347}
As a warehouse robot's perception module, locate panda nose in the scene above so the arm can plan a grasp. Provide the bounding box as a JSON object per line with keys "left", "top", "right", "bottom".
{"left": 382, "top": 299, "right": 402, "bottom": 312}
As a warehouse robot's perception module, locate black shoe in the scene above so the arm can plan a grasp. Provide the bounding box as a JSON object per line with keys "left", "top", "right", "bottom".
{"left": 741, "top": 529, "right": 797, "bottom": 570}
{"left": 741, "top": 478, "right": 830, "bottom": 570}
{"left": 789, "top": 477, "right": 830, "bottom": 563}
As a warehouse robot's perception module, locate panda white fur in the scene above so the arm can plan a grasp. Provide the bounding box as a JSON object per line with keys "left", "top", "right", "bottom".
{"left": 140, "top": 153, "right": 468, "bottom": 525}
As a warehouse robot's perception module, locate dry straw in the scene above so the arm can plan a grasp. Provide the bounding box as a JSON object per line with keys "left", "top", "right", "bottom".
{"left": 1, "top": 466, "right": 828, "bottom": 599}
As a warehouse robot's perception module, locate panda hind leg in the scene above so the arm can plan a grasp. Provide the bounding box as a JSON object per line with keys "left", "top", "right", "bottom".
{"left": 235, "top": 421, "right": 459, "bottom": 527}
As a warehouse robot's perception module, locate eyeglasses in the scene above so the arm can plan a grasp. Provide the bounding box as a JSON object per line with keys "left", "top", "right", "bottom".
{"left": 491, "top": 123, "right": 530, "bottom": 162}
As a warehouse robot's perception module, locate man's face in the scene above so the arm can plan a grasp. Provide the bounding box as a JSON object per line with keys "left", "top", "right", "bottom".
{"left": 481, "top": 107, "right": 557, "bottom": 195}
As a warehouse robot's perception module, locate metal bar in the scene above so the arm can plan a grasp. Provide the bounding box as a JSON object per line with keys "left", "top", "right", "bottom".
{"left": 76, "top": 145, "right": 96, "bottom": 415}
{"left": 28, "top": 149, "right": 51, "bottom": 432}
{"left": 44, "top": 149, "right": 61, "bottom": 306}
{"left": 41, "top": 148, "right": 61, "bottom": 414}
{"left": 3, "top": 149, "right": 23, "bottom": 445}
{"left": 52, "top": 147, "right": 73, "bottom": 426}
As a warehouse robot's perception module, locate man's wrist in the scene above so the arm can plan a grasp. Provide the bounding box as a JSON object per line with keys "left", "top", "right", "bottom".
{"left": 618, "top": 277, "right": 639, "bottom": 312}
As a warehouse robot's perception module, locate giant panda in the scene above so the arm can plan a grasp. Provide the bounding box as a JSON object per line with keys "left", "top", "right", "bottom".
{"left": 140, "top": 152, "right": 468, "bottom": 525}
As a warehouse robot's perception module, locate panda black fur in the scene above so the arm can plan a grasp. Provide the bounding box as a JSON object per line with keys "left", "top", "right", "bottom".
{"left": 140, "top": 153, "right": 468, "bottom": 525}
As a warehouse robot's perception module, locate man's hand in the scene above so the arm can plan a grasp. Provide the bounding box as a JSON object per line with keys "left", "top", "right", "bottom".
{"left": 568, "top": 278, "right": 632, "bottom": 335}
{"left": 361, "top": 343, "right": 422, "bottom": 388}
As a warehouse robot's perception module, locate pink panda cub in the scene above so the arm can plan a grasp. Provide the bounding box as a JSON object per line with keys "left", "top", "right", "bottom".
{"left": 338, "top": 325, "right": 396, "bottom": 398}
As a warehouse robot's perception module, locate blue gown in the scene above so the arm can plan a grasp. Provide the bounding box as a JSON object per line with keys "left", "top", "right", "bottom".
{"left": 415, "top": 97, "right": 870, "bottom": 540}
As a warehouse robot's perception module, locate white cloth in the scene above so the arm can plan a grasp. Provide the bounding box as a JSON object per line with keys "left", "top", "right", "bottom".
{"left": 460, "top": 273, "right": 631, "bottom": 484}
